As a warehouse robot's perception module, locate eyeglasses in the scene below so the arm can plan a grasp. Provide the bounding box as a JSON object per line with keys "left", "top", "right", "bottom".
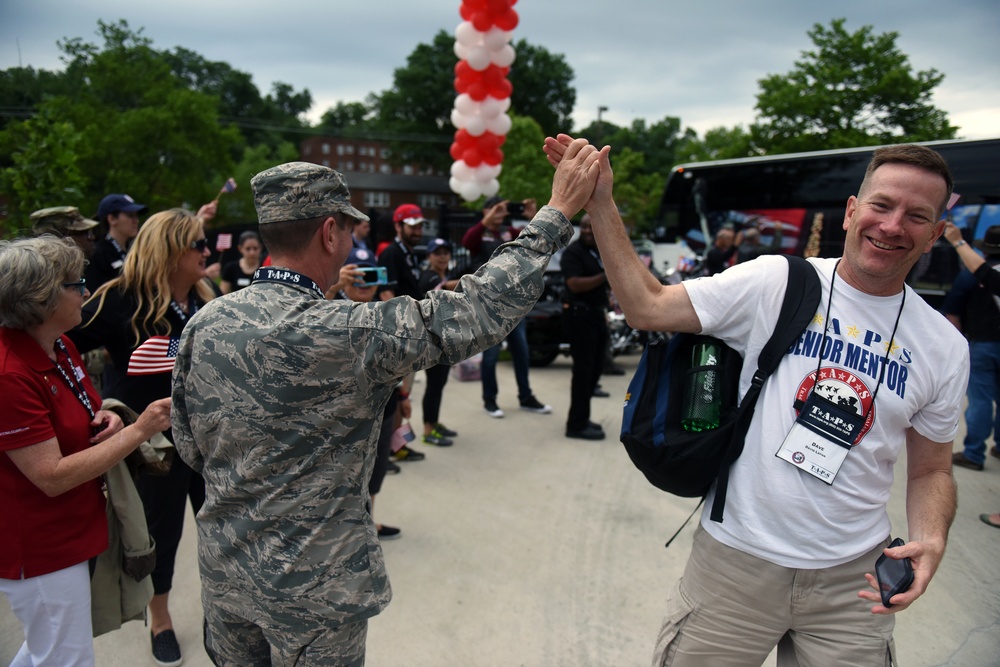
{"left": 190, "top": 238, "right": 209, "bottom": 252}
{"left": 62, "top": 279, "right": 87, "bottom": 296}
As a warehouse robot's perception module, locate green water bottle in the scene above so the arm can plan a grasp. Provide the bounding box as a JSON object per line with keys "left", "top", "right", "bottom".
{"left": 681, "top": 342, "right": 722, "bottom": 432}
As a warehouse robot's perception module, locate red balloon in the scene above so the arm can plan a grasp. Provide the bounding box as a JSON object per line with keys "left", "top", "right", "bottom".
{"left": 481, "top": 65, "right": 503, "bottom": 86}
{"left": 455, "top": 60, "right": 473, "bottom": 79}
{"left": 488, "top": 0, "right": 510, "bottom": 14}
{"left": 464, "top": 0, "right": 487, "bottom": 8}
{"left": 490, "top": 78, "right": 513, "bottom": 99}
{"left": 455, "top": 129, "right": 475, "bottom": 148}
{"left": 477, "top": 133, "right": 500, "bottom": 153}
{"left": 468, "top": 81, "right": 488, "bottom": 101}
{"left": 460, "top": 4, "right": 473, "bottom": 20}
{"left": 482, "top": 148, "right": 504, "bottom": 166}
{"left": 462, "top": 148, "right": 483, "bottom": 167}
{"left": 450, "top": 142, "right": 463, "bottom": 161}
{"left": 454, "top": 78, "right": 468, "bottom": 94}
{"left": 495, "top": 8, "right": 518, "bottom": 31}
{"left": 471, "top": 11, "right": 493, "bottom": 31}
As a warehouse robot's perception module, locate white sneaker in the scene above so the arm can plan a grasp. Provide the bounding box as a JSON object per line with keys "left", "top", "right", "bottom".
{"left": 484, "top": 400, "right": 505, "bottom": 418}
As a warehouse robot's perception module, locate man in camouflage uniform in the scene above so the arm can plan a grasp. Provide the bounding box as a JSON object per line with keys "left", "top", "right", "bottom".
{"left": 171, "top": 140, "right": 601, "bottom": 665}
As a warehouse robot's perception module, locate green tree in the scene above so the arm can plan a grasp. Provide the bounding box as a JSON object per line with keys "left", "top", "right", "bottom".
{"left": 752, "top": 18, "right": 957, "bottom": 153}
{"left": 608, "top": 147, "right": 664, "bottom": 234}
{"left": 318, "top": 101, "right": 376, "bottom": 136}
{"left": 0, "top": 105, "right": 87, "bottom": 237}
{"left": 507, "top": 39, "right": 575, "bottom": 136}
{"left": 0, "top": 20, "right": 241, "bottom": 230}
{"left": 675, "top": 125, "right": 755, "bottom": 163}
{"left": 495, "top": 114, "right": 551, "bottom": 207}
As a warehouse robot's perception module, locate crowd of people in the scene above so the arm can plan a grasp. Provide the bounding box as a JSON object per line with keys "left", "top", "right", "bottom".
{"left": 0, "top": 133, "right": 996, "bottom": 667}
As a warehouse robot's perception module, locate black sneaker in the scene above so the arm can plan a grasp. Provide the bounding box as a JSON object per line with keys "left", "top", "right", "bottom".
{"left": 566, "top": 424, "right": 606, "bottom": 441}
{"left": 377, "top": 524, "right": 402, "bottom": 540}
{"left": 593, "top": 387, "right": 611, "bottom": 398}
{"left": 484, "top": 400, "right": 505, "bottom": 418}
{"left": 519, "top": 396, "right": 552, "bottom": 414}
{"left": 434, "top": 422, "right": 458, "bottom": 437}
{"left": 151, "top": 629, "right": 183, "bottom": 667}
{"left": 385, "top": 461, "right": 401, "bottom": 475}
{"left": 392, "top": 444, "right": 426, "bottom": 462}
{"left": 423, "top": 429, "right": 454, "bottom": 447}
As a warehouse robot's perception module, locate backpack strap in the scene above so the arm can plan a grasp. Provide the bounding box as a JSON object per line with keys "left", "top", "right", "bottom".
{"left": 709, "top": 255, "right": 822, "bottom": 522}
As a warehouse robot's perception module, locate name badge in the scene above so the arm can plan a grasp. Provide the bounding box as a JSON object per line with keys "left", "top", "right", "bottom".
{"left": 775, "top": 390, "right": 865, "bottom": 484}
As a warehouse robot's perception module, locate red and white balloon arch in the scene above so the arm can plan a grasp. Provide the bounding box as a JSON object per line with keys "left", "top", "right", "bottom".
{"left": 449, "top": 0, "right": 518, "bottom": 201}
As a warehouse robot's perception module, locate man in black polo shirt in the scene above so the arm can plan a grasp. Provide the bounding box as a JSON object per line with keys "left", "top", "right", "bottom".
{"left": 85, "top": 193, "right": 147, "bottom": 292}
{"left": 561, "top": 214, "right": 610, "bottom": 440}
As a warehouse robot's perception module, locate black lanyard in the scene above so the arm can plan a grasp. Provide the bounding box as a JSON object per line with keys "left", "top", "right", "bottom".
{"left": 106, "top": 234, "right": 127, "bottom": 263}
{"left": 169, "top": 294, "right": 198, "bottom": 323}
{"left": 252, "top": 267, "right": 324, "bottom": 299}
{"left": 809, "top": 259, "right": 905, "bottom": 419}
{"left": 52, "top": 339, "right": 95, "bottom": 420}
{"left": 397, "top": 239, "right": 420, "bottom": 280}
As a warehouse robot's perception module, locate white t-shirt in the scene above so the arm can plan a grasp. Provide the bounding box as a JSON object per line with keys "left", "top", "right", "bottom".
{"left": 685, "top": 256, "right": 968, "bottom": 568}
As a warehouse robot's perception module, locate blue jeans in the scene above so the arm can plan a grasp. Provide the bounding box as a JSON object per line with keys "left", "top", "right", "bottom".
{"left": 481, "top": 319, "right": 532, "bottom": 403}
{"left": 962, "top": 340, "right": 1000, "bottom": 464}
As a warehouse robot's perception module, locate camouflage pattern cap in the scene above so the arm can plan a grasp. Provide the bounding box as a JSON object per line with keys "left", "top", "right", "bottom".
{"left": 30, "top": 206, "right": 100, "bottom": 233}
{"left": 251, "top": 162, "right": 370, "bottom": 225}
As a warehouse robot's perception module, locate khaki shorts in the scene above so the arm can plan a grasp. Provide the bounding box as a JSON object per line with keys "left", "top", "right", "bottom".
{"left": 652, "top": 525, "right": 896, "bottom": 667}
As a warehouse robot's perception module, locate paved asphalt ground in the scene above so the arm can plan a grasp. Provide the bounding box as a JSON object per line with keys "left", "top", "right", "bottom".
{"left": 3, "top": 352, "right": 999, "bottom": 666}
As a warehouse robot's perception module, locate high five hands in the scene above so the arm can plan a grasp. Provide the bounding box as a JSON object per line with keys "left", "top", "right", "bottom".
{"left": 544, "top": 134, "right": 613, "bottom": 213}
{"left": 544, "top": 136, "right": 612, "bottom": 220}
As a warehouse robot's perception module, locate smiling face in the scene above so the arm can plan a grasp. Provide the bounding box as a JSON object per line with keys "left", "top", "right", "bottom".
{"left": 175, "top": 234, "right": 210, "bottom": 287}
{"left": 839, "top": 162, "right": 947, "bottom": 296}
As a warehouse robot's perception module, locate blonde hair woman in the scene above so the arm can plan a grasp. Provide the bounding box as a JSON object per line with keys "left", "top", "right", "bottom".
{"left": 68, "top": 208, "right": 213, "bottom": 666}
{"left": 0, "top": 236, "right": 170, "bottom": 666}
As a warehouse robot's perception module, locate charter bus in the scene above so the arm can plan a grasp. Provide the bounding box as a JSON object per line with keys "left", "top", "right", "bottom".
{"left": 653, "top": 137, "right": 1000, "bottom": 305}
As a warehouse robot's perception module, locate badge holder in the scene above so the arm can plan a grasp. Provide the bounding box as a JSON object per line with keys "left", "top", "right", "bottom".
{"left": 776, "top": 391, "right": 864, "bottom": 484}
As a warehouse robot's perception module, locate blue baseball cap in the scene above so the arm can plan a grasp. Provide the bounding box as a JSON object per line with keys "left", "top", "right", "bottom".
{"left": 426, "top": 238, "right": 452, "bottom": 254}
{"left": 346, "top": 246, "right": 377, "bottom": 267}
{"left": 96, "top": 193, "right": 147, "bottom": 221}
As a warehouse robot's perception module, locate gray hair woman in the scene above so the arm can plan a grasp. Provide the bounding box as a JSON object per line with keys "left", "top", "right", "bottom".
{"left": 0, "top": 235, "right": 170, "bottom": 666}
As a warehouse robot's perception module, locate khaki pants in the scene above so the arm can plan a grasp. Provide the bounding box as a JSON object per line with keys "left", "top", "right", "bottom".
{"left": 652, "top": 525, "right": 896, "bottom": 667}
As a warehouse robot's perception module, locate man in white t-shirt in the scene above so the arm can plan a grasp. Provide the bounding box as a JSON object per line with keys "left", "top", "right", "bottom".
{"left": 543, "top": 137, "right": 968, "bottom": 666}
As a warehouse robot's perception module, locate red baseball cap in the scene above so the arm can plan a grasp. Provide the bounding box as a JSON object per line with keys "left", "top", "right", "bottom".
{"left": 393, "top": 203, "right": 427, "bottom": 225}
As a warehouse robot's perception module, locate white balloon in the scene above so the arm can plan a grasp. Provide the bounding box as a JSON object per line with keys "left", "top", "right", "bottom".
{"left": 480, "top": 96, "right": 504, "bottom": 119}
{"left": 499, "top": 97, "right": 511, "bottom": 112}
{"left": 455, "top": 93, "right": 477, "bottom": 116}
{"left": 451, "top": 108, "right": 466, "bottom": 130}
{"left": 465, "top": 115, "right": 487, "bottom": 137}
{"left": 460, "top": 179, "right": 482, "bottom": 202}
{"left": 453, "top": 42, "right": 469, "bottom": 61}
{"left": 492, "top": 44, "right": 516, "bottom": 68}
{"left": 449, "top": 163, "right": 469, "bottom": 182}
{"left": 455, "top": 22, "right": 484, "bottom": 48}
{"left": 483, "top": 178, "right": 500, "bottom": 198}
{"left": 486, "top": 113, "right": 512, "bottom": 136}
{"left": 483, "top": 27, "right": 510, "bottom": 51}
{"left": 473, "top": 164, "right": 495, "bottom": 183}
{"left": 466, "top": 46, "right": 490, "bottom": 71}
{"left": 449, "top": 175, "right": 463, "bottom": 196}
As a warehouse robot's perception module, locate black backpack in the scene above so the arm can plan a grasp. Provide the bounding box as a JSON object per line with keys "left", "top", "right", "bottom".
{"left": 620, "top": 255, "right": 821, "bottom": 532}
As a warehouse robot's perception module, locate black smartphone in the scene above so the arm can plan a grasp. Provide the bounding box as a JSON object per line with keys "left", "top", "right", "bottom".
{"left": 506, "top": 201, "right": 525, "bottom": 218}
{"left": 875, "top": 537, "right": 914, "bottom": 608}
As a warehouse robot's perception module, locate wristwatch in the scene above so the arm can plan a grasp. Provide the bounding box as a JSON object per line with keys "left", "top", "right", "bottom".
{"left": 953, "top": 240, "right": 967, "bottom": 248}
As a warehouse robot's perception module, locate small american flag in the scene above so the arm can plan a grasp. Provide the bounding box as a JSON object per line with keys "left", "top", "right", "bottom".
{"left": 221, "top": 177, "right": 237, "bottom": 193}
{"left": 215, "top": 233, "right": 233, "bottom": 251}
{"left": 127, "top": 336, "right": 180, "bottom": 375}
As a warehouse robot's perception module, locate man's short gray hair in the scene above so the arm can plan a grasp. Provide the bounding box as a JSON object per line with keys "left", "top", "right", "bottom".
{"left": 0, "top": 235, "right": 85, "bottom": 330}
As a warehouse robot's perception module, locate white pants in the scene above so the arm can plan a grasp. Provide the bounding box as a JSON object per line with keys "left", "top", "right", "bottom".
{"left": 0, "top": 561, "right": 95, "bottom": 667}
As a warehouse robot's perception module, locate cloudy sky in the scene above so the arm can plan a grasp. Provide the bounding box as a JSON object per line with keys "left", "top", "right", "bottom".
{"left": 2, "top": 0, "right": 998, "bottom": 141}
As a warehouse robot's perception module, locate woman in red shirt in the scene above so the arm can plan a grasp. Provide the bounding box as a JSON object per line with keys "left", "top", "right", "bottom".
{"left": 0, "top": 236, "right": 170, "bottom": 666}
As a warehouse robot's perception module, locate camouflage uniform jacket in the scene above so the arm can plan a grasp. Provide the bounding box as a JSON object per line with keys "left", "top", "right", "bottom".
{"left": 171, "top": 205, "right": 572, "bottom": 628}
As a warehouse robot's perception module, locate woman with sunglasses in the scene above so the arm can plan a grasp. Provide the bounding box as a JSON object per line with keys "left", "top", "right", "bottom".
{"left": 0, "top": 236, "right": 171, "bottom": 666}
{"left": 69, "top": 208, "right": 214, "bottom": 666}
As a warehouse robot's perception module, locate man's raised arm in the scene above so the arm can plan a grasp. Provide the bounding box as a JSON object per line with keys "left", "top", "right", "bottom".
{"left": 543, "top": 134, "right": 701, "bottom": 334}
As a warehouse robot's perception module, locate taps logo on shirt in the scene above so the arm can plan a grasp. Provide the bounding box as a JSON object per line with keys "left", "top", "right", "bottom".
{"left": 794, "top": 367, "right": 875, "bottom": 446}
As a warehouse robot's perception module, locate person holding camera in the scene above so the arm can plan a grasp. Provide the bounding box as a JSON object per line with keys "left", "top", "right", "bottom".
{"left": 462, "top": 196, "right": 551, "bottom": 418}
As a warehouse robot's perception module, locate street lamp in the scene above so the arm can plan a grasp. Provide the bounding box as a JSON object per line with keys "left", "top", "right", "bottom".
{"left": 596, "top": 106, "right": 608, "bottom": 145}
